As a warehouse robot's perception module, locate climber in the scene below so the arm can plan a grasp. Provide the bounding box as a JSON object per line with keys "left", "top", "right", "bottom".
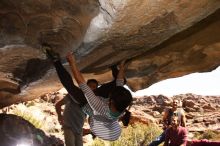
{"left": 43, "top": 44, "right": 132, "bottom": 145}
{"left": 65, "top": 51, "right": 133, "bottom": 141}
{"left": 164, "top": 116, "right": 188, "bottom": 146}
{"left": 149, "top": 99, "right": 186, "bottom": 146}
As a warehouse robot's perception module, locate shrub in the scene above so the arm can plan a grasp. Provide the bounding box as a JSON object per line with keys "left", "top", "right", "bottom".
{"left": 90, "top": 123, "right": 162, "bottom": 146}
{"left": 200, "top": 130, "right": 220, "bottom": 140}
{"left": 192, "top": 130, "right": 220, "bottom": 141}
{"left": 13, "top": 108, "right": 43, "bottom": 129}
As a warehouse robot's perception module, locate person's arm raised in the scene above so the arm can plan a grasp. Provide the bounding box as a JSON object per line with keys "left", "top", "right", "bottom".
{"left": 66, "top": 52, "right": 107, "bottom": 114}
{"left": 116, "top": 60, "right": 127, "bottom": 86}
{"left": 66, "top": 52, "right": 86, "bottom": 85}
{"left": 117, "top": 60, "right": 126, "bottom": 80}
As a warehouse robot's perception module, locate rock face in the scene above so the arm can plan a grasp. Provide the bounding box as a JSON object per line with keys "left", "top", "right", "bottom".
{"left": 0, "top": 1, "right": 220, "bottom": 107}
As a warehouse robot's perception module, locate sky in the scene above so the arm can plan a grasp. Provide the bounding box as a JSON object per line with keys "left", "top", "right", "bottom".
{"left": 132, "top": 66, "right": 220, "bottom": 97}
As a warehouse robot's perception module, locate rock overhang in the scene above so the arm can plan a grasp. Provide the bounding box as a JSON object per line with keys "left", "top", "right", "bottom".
{"left": 0, "top": 0, "right": 220, "bottom": 107}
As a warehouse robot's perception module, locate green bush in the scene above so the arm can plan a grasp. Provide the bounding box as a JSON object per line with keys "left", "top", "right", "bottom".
{"left": 13, "top": 108, "right": 43, "bottom": 129}
{"left": 90, "top": 123, "right": 162, "bottom": 146}
{"left": 192, "top": 130, "right": 220, "bottom": 141}
{"left": 200, "top": 130, "right": 220, "bottom": 140}
{"left": 192, "top": 131, "right": 201, "bottom": 139}
{"left": 202, "top": 130, "right": 214, "bottom": 139}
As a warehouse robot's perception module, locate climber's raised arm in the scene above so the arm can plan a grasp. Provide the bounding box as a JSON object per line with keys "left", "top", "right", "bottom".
{"left": 116, "top": 60, "right": 127, "bottom": 86}
{"left": 66, "top": 52, "right": 86, "bottom": 85}
{"left": 66, "top": 52, "right": 107, "bottom": 114}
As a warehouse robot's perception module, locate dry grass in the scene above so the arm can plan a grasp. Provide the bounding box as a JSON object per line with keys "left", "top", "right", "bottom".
{"left": 90, "top": 123, "right": 162, "bottom": 146}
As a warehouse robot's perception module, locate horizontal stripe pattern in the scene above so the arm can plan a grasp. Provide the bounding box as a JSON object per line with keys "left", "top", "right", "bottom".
{"left": 80, "top": 79, "right": 124, "bottom": 141}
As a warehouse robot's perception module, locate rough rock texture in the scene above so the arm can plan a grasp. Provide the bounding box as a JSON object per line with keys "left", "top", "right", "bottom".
{"left": 0, "top": 1, "right": 220, "bottom": 107}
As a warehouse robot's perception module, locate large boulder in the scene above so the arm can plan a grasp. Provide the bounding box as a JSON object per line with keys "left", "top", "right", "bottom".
{"left": 0, "top": 0, "right": 220, "bottom": 107}
{"left": 0, "top": 114, "right": 63, "bottom": 146}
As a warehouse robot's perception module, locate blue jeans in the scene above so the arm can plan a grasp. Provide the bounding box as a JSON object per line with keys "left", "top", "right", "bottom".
{"left": 149, "top": 131, "right": 166, "bottom": 146}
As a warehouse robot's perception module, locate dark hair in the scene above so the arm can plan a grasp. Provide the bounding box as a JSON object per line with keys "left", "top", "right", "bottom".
{"left": 87, "top": 79, "right": 98, "bottom": 86}
{"left": 109, "top": 86, "right": 132, "bottom": 112}
{"left": 121, "top": 110, "right": 131, "bottom": 126}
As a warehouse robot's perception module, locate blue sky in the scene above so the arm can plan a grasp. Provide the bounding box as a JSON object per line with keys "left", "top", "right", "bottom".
{"left": 132, "top": 66, "right": 220, "bottom": 97}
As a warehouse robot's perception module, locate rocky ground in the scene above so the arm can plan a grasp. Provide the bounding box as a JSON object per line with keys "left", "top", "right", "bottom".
{"left": 0, "top": 91, "right": 219, "bottom": 145}
{"left": 131, "top": 93, "right": 220, "bottom": 138}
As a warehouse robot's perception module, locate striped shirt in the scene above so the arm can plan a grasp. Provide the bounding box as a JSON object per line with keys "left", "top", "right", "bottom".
{"left": 79, "top": 79, "right": 124, "bottom": 141}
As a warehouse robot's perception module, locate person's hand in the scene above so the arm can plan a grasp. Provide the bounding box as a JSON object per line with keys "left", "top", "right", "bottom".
{"left": 66, "top": 52, "right": 76, "bottom": 64}
{"left": 118, "top": 60, "right": 128, "bottom": 71}
{"left": 83, "top": 128, "right": 92, "bottom": 136}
